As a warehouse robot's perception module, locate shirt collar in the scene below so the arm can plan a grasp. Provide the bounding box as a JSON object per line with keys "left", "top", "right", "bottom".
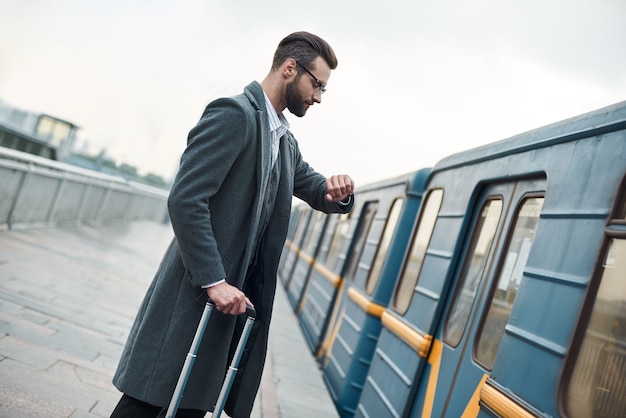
{"left": 263, "top": 91, "right": 290, "bottom": 137}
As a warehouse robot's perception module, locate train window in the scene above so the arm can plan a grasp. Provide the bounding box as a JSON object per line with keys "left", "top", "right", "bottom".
{"left": 303, "top": 211, "right": 325, "bottom": 253}
{"left": 344, "top": 201, "right": 379, "bottom": 281}
{"left": 565, "top": 238, "right": 626, "bottom": 415}
{"left": 289, "top": 208, "right": 304, "bottom": 239}
{"left": 475, "top": 196, "right": 544, "bottom": 368}
{"left": 326, "top": 213, "right": 351, "bottom": 270}
{"left": 281, "top": 209, "right": 307, "bottom": 275}
{"left": 292, "top": 211, "right": 310, "bottom": 248}
{"left": 366, "top": 198, "right": 404, "bottom": 294}
{"left": 393, "top": 189, "right": 443, "bottom": 315}
{"left": 444, "top": 198, "right": 503, "bottom": 347}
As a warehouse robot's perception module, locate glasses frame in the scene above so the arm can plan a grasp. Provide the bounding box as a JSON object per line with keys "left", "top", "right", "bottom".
{"left": 295, "top": 60, "right": 326, "bottom": 94}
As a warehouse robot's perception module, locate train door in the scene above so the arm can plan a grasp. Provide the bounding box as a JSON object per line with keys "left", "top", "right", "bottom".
{"left": 287, "top": 211, "right": 328, "bottom": 310}
{"left": 317, "top": 200, "right": 379, "bottom": 358}
{"left": 279, "top": 207, "right": 311, "bottom": 285}
{"left": 563, "top": 184, "right": 626, "bottom": 418}
{"left": 418, "top": 177, "right": 545, "bottom": 417}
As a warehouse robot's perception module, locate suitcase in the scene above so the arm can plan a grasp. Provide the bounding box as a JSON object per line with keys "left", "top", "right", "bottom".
{"left": 165, "top": 300, "right": 257, "bottom": 418}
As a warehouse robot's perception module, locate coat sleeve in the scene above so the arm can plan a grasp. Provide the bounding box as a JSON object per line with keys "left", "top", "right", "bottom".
{"left": 290, "top": 135, "right": 354, "bottom": 215}
{"left": 167, "top": 98, "right": 251, "bottom": 287}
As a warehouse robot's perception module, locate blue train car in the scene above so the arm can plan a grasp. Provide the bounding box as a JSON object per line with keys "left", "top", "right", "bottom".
{"left": 322, "top": 168, "right": 431, "bottom": 417}
{"left": 284, "top": 209, "right": 329, "bottom": 311}
{"left": 356, "top": 101, "right": 626, "bottom": 417}
{"left": 293, "top": 208, "right": 350, "bottom": 352}
{"left": 298, "top": 173, "right": 419, "bottom": 356}
{"left": 278, "top": 205, "right": 312, "bottom": 287}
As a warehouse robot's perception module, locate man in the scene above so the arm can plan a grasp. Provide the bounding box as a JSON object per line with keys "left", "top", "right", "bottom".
{"left": 111, "top": 31, "right": 354, "bottom": 417}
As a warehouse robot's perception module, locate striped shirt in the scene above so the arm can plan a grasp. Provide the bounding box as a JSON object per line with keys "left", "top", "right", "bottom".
{"left": 263, "top": 91, "right": 290, "bottom": 167}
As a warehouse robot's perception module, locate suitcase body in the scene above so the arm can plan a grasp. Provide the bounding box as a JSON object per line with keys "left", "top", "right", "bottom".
{"left": 166, "top": 301, "right": 257, "bottom": 418}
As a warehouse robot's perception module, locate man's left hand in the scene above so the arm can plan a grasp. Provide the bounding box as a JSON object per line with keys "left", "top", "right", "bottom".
{"left": 325, "top": 174, "right": 355, "bottom": 202}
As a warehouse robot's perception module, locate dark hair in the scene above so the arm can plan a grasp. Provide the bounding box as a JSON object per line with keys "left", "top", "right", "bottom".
{"left": 271, "top": 31, "right": 338, "bottom": 72}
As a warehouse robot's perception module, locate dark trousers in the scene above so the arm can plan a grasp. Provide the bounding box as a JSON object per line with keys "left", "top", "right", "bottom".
{"left": 110, "top": 394, "right": 206, "bottom": 418}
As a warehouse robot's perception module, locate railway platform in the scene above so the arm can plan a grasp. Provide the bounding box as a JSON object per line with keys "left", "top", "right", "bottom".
{"left": 0, "top": 220, "right": 338, "bottom": 418}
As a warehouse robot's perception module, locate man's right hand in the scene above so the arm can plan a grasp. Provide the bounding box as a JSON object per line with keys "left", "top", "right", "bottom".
{"left": 206, "top": 282, "right": 252, "bottom": 315}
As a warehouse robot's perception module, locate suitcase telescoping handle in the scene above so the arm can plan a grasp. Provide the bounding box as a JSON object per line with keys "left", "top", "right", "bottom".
{"left": 213, "top": 304, "right": 256, "bottom": 418}
{"left": 165, "top": 300, "right": 256, "bottom": 418}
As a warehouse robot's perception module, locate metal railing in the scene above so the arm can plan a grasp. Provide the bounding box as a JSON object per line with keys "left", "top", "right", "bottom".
{"left": 0, "top": 147, "right": 169, "bottom": 230}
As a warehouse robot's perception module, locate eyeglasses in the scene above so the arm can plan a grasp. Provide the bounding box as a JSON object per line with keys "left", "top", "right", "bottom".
{"left": 296, "top": 60, "right": 326, "bottom": 94}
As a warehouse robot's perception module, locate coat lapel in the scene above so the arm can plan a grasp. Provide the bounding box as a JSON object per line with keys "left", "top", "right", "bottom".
{"left": 239, "top": 82, "right": 273, "bottom": 274}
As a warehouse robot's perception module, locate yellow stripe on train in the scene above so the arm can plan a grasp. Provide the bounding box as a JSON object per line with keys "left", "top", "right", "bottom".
{"left": 381, "top": 311, "right": 432, "bottom": 357}
{"left": 347, "top": 288, "right": 385, "bottom": 318}
{"left": 314, "top": 261, "right": 341, "bottom": 288}
{"left": 298, "top": 250, "right": 313, "bottom": 265}
{"left": 479, "top": 379, "right": 536, "bottom": 418}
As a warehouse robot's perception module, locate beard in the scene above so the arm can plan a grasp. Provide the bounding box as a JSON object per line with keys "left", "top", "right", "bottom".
{"left": 285, "top": 79, "right": 309, "bottom": 117}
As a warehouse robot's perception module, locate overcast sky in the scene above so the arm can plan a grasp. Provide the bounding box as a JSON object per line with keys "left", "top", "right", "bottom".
{"left": 1, "top": 0, "right": 625, "bottom": 187}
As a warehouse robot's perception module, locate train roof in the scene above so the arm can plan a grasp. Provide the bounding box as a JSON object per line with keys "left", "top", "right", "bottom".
{"left": 354, "top": 168, "right": 431, "bottom": 194}
{"left": 433, "top": 100, "right": 626, "bottom": 172}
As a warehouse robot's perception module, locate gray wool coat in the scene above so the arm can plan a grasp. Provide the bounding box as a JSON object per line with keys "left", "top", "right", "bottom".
{"left": 112, "top": 81, "right": 352, "bottom": 417}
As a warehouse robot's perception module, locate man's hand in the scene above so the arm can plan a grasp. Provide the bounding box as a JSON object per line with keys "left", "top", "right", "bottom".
{"left": 206, "top": 282, "right": 252, "bottom": 315}
{"left": 325, "top": 174, "right": 355, "bottom": 202}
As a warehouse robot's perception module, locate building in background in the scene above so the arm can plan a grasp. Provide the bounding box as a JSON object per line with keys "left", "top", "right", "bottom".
{"left": 0, "top": 100, "right": 78, "bottom": 161}
{"left": 0, "top": 100, "right": 169, "bottom": 189}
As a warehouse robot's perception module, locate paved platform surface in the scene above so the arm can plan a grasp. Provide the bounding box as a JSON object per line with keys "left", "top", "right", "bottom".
{"left": 0, "top": 221, "right": 338, "bottom": 418}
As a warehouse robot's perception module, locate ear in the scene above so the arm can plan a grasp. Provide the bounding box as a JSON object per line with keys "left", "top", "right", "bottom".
{"left": 282, "top": 58, "right": 297, "bottom": 79}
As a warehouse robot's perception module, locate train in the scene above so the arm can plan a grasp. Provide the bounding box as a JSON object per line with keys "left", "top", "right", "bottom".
{"left": 278, "top": 100, "right": 626, "bottom": 418}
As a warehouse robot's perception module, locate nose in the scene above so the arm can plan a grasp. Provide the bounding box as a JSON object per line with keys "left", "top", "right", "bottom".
{"left": 313, "top": 90, "right": 322, "bottom": 103}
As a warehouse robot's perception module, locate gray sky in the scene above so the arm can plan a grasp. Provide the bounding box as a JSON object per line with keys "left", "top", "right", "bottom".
{"left": 1, "top": 0, "right": 625, "bottom": 186}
